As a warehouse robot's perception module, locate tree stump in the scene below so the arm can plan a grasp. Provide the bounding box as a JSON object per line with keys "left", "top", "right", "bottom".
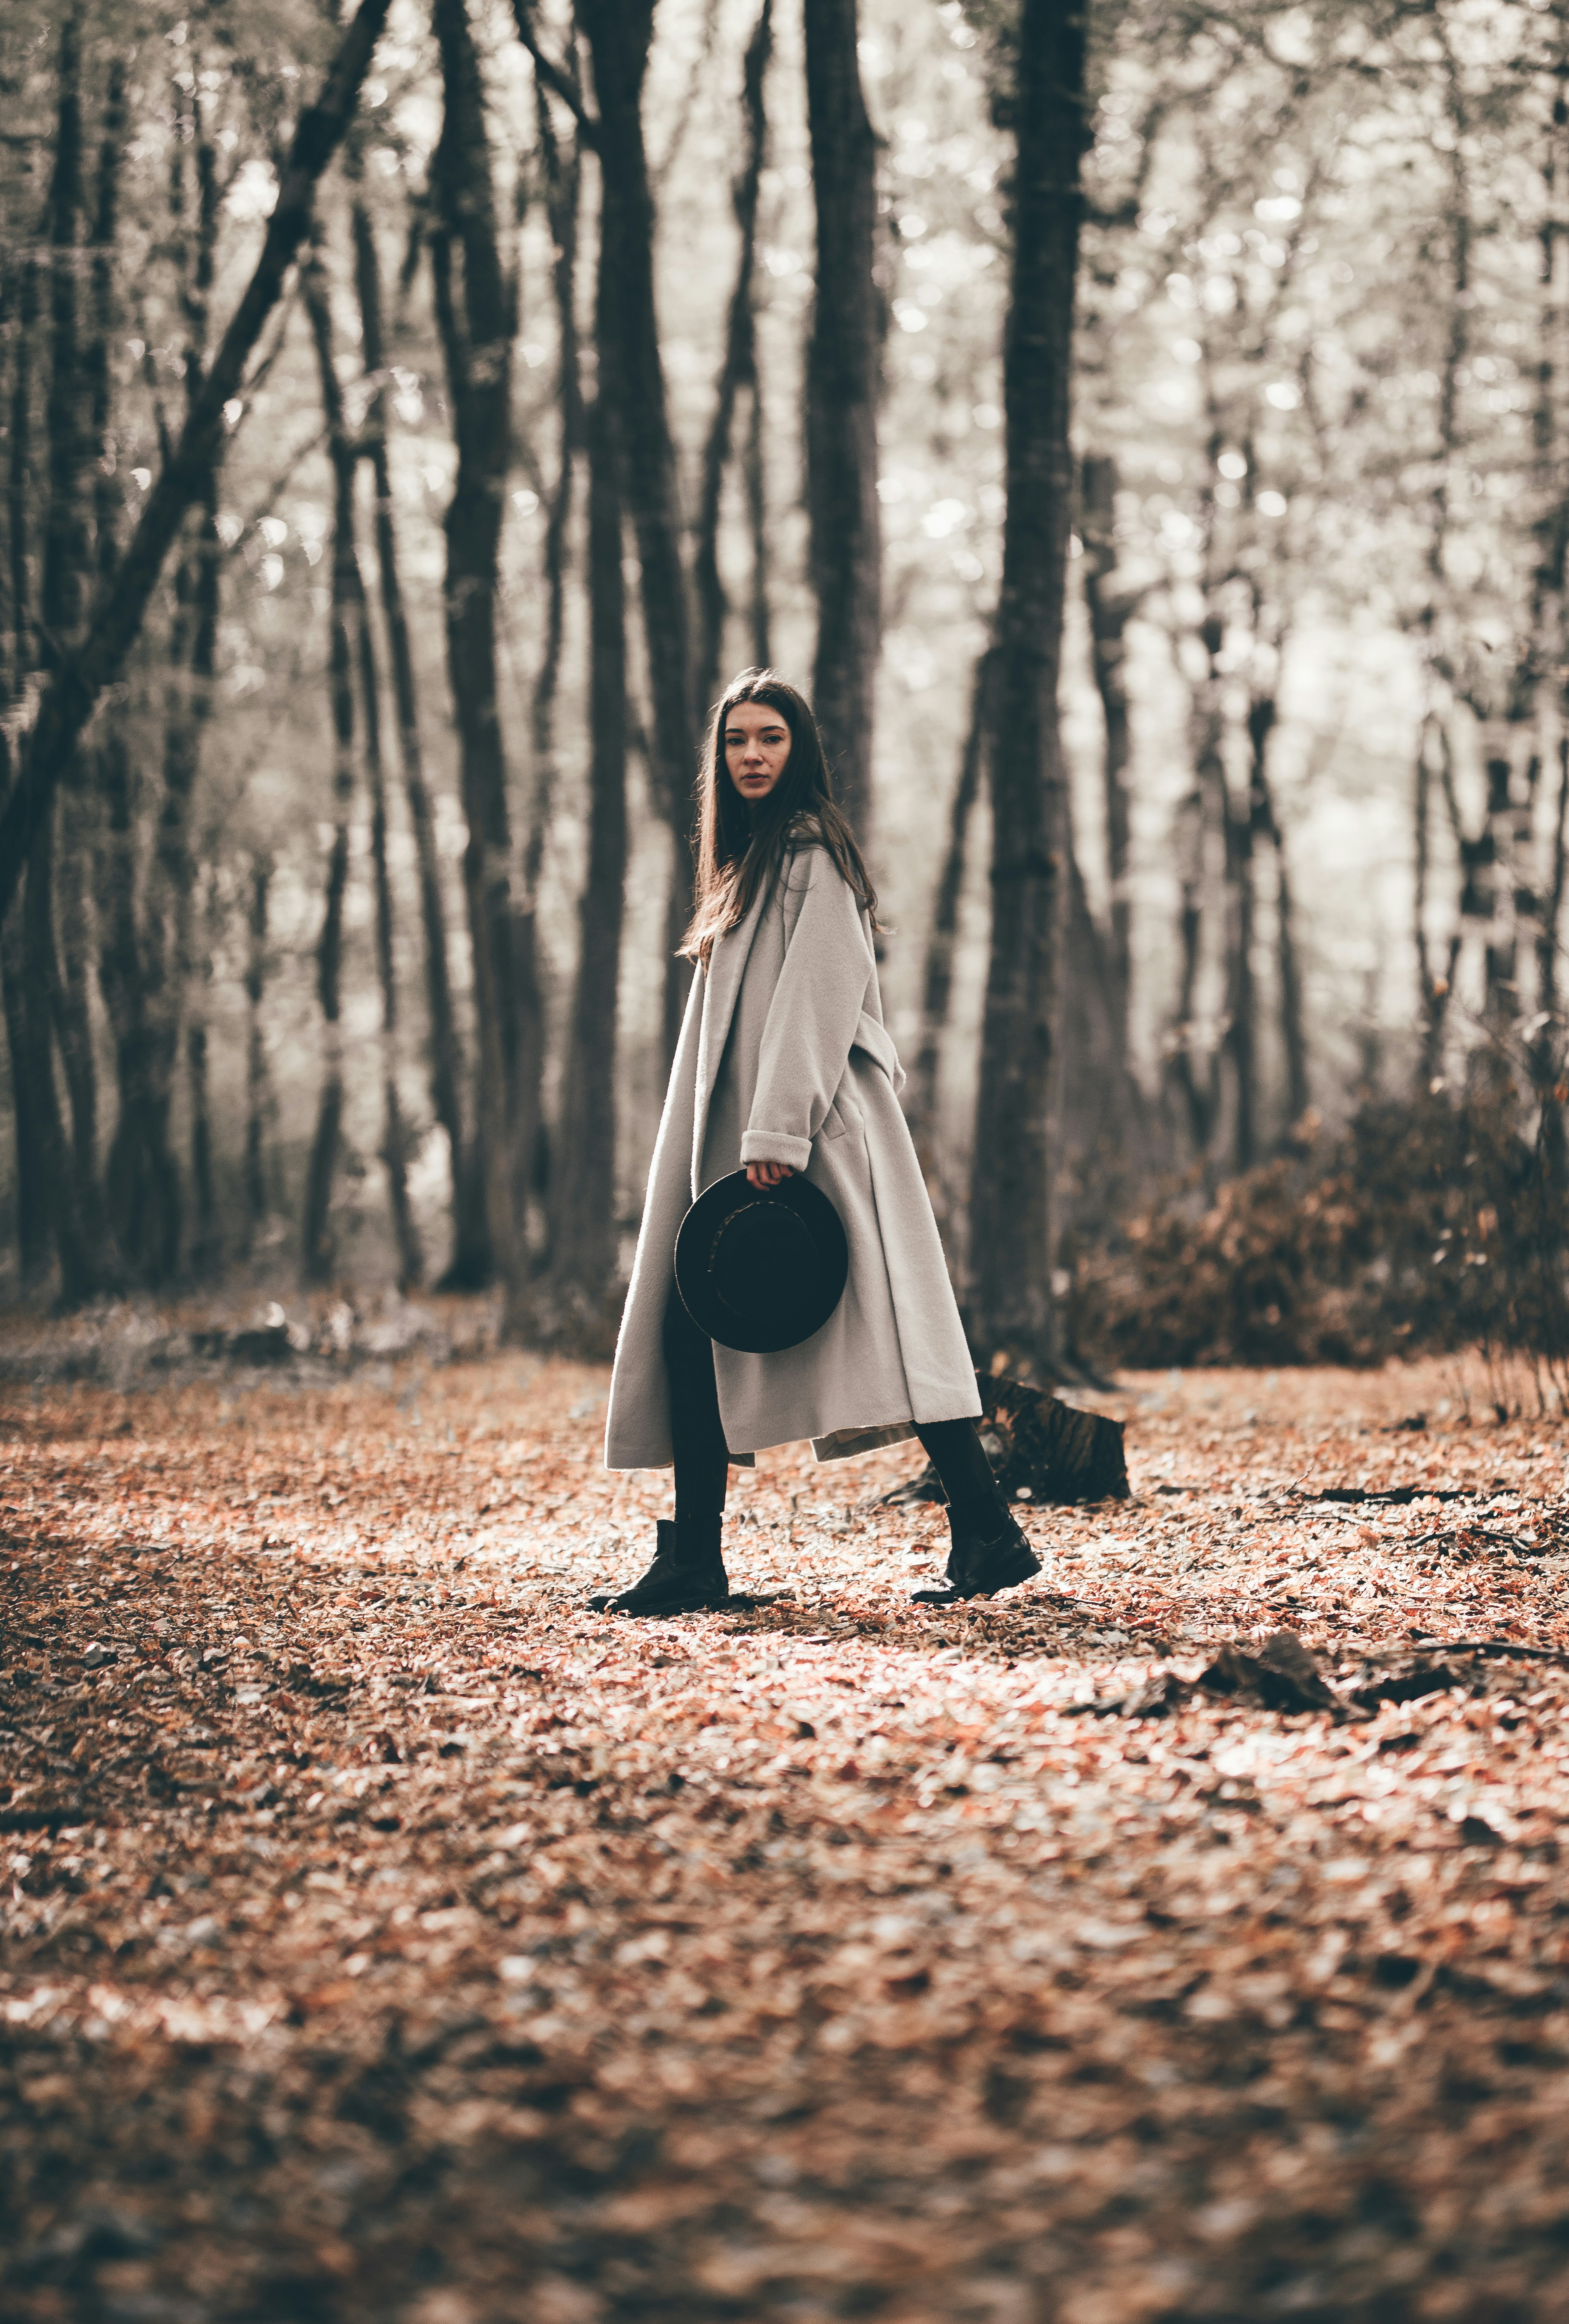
{"left": 881, "top": 1372, "right": 1129, "bottom": 1508}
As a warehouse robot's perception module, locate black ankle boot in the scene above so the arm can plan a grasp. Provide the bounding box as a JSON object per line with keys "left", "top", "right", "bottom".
{"left": 912, "top": 1491, "right": 1040, "bottom": 1605}
{"left": 589, "top": 1519, "right": 730, "bottom": 1616}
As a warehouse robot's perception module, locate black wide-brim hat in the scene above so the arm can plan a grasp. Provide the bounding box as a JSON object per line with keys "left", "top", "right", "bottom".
{"left": 674, "top": 1171, "right": 850, "bottom": 1355}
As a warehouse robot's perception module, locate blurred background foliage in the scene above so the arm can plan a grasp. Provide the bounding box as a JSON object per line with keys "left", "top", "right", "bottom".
{"left": 4, "top": 0, "right": 1569, "bottom": 1383}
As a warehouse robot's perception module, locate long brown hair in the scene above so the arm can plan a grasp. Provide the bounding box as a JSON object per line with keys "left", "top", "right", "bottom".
{"left": 678, "top": 669, "right": 879, "bottom": 966}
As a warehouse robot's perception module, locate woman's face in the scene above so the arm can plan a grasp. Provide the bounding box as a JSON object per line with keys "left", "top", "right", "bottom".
{"left": 724, "top": 699, "right": 792, "bottom": 805}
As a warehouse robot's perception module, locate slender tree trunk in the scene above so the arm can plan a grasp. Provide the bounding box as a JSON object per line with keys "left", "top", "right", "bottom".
{"left": 1168, "top": 781, "right": 1218, "bottom": 1155}
{"left": 1080, "top": 453, "right": 1134, "bottom": 1070}
{"left": 0, "top": 906, "right": 49, "bottom": 1287}
{"left": 79, "top": 65, "right": 134, "bottom": 1285}
{"left": 1, "top": 254, "right": 49, "bottom": 1284}
{"left": 52, "top": 813, "right": 110, "bottom": 1262}
{"left": 301, "top": 247, "right": 359, "bottom": 1286}
{"left": 1246, "top": 691, "right": 1310, "bottom": 1131}
{"left": 1414, "top": 713, "right": 1459, "bottom": 1089}
{"left": 1183, "top": 604, "right": 1233, "bottom": 1163}
{"left": 744, "top": 365, "right": 771, "bottom": 669}
{"left": 353, "top": 496, "right": 422, "bottom": 1291}
{"left": 1223, "top": 769, "right": 1256, "bottom": 1171}
{"left": 803, "top": 0, "right": 882, "bottom": 849}
{"left": 911, "top": 647, "right": 991, "bottom": 1149}
{"left": 41, "top": 10, "right": 89, "bottom": 665}
{"left": 694, "top": 0, "right": 771, "bottom": 717}
{"left": 575, "top": 0, "right": 699, "bottom": 1069}
{"left": 22, "top": 804, "right": 93, "bottom": 1300}
{"left": 529, "top": 82, "right": 583, "bottom": 822}
{"left": 6, "top": 252, "right": 38, "bottom": 690}
{"left": 38, "top": 9, "right": 116, "bottom": 1295}
{"left": 66, "top": 54, "right": 128, "bottom": 1286}
{"left": 967, "top": 0, "right": 1088, "bottom": 1375}
{"left": 351, "top": 192, "right": 479, "bottom": 1286}
{"left": 186, "top": 861, "right": 219, "bottom": 1276}
{"left": 548, "top": 161, "right": 628, "bottom": 1347}
{"left": 243, "top": 855, "right": 273, "bottom": 1254}
{"left": 1054, "top": 836, "right": 1131, "bottom": 1254}
{"left": 0, "top": 0, "right": 396, "bottom": 931}
{"left": 88, "top": 60, "right": 125, "bottom": 592}
{"left": 517, "top": 86, "right": 585, "bottom": 1256}
{"left": 431, "top": 0, "right": 529, "bottom": 1334}
{"left": 102, "top": 86, "right": 223, "bottom": 1285}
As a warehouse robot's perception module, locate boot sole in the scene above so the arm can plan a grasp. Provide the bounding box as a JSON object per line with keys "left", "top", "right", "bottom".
{"left": 912, "top": 1544, "right": 1041, "bottom": 1605}
{"left": 589, "top": 1588, "right": 731, "bottom": 1617}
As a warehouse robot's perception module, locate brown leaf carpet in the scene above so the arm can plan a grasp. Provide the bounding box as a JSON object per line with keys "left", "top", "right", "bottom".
{"left": 4, "top": 1355, "right": 1569, "bottom": 2323}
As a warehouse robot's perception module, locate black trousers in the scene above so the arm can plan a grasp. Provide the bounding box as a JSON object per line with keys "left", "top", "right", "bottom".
{"left": 663, "top": 1280, "right": 999, "bottom": 1534}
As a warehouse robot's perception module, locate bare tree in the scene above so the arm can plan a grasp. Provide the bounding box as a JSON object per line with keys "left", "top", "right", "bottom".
{"left": 546, "top": 55, "right": 630, "bottom": 1349}
{"left": 558, "top": 0, "right": 703, "bottom": 1068}
{"left": 968, "top": 0, "right": 1090, "bottom": 1375}
{"left": 242, "top": 854, "right": 274, "bottom": 1255}
{"left": 0, "top": 0, "right": 397, "bottom": 931}
{"left": 351, "top": 188, "right": 478, "bottom": 1285}
{"left": 300, "top": 243, "right": 361, "bottom": 1286}
{"left": 910, "top": 648, "right": 991, "bottom": 1162}
{"left": 431, "top": 0, "right": 532, "bottom": 1334}
{"left": 694, "top": 0, "right": 772, "bottom": 718}
{"left": 0, "top": 247, "right": 50, "bottom": 1285}
{"left": 803, "top": 0, "right": 881, "bottom": 848}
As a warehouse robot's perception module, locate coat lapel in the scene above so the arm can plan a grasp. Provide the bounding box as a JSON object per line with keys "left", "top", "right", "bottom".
{"left": 691, "top": 885, "right": 766, "bottom": 1196}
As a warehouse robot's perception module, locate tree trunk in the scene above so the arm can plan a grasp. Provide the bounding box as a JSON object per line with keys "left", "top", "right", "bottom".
{"left": 1054, "top": 838, "right": 1134, "bottom": 1251}
{"left": 1223, "top": 782, "right": 1256, "bottom": 1172}
{"left": 744, "top": 362, "right": 771, "bottom": 670}
{"left": 1, "top": 255, "right": 48, "bottom": 1286}
{"left": 1414, "top": 713, "right": 1459, "bottom": 1090}
{"left": 22, "top": 803, "right": 94, "bottom": 1301}
{"left": 353, "top": 493, "right": 422, "bottom": 1292}
{"left": 52, "top": 804, "right": 112, "bottom": 1269}
{"left": 528, "top": 81, "right": 583, "bottom": 825}
{"left": 966, "top": 0, "right": 1088, "bottom": 1376}
{"left": 42, "top": 9, "right": 89, "bottom": 669}
{"left": 301, "top": 246, "right": 359, "bottom": 1287}
{"left": 522, "top": 83, "right": 584, "bottom": 1249}
{"left": 803, "top": 0, "right": 882, "bottom": 848}
{"left": 911, "top": 647, "right": 991, "bottom": 1152}
{"left": 548, "top": 166, "right": 628, "bottom": 1350}
{"left": 0, "top": 0, "right": 396, "bottom": 930}
{"left": 38, "top": 9, "right": 117, "bottom": 1295}
{"left": 1167, "top": 779, "right": 1219, "bottom": 1156}
{"left": 88, "top": 59, "right": 126, "bottom": 592}
{"left": 575, "top": 0, "right": 699, "bottom": 1070}
{"left": 0, "top": 904, "right": 49, "bottom": 1288}
{"left": 693, "top": 0, "right": 772, "bottom": 718}
{"left": 1246, "top": 691, "right": 1310, "bottom": 1131}
{"left": 6, "top": 251, "right": 38, "bottom": 692}
{"left": 1080, "top": 453, "right": 1134, "bottom": 1070}
{"left": 186, "top": 862, "right": 219, "bottom": 1277}
{"left": 351, "top": 192, "right": 480, "bottom": 1287}
{"left": 131, "top": 436, "right": 220, "bottom": 1285}
{"left": 431, "top": 0, "right": 530, "bottom": 1334}
{"left": 243, "top": 855, "right": 273, "bottom": 1255}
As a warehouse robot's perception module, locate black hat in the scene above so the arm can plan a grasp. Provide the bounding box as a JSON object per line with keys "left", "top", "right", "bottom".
{"left": 674, "top": 1171, "right": 850, "bottom": 1354}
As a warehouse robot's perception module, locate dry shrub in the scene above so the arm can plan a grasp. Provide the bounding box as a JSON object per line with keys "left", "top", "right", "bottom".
{"left": 1071, "top": 1087, "right": 1569, "bottom": 1371}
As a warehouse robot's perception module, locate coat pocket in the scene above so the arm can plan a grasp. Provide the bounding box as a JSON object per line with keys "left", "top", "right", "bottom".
{"left": 819, "top": 1095, "right": 849, "bottom": 1141}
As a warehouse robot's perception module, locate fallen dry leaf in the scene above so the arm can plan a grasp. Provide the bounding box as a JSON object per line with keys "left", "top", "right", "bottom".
{"left": 4, "top": 1344, "right": 1569, "bottom": 2321}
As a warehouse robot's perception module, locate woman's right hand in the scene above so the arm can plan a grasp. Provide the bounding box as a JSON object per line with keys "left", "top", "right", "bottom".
{"left": 746, "top": 1161, "right": 795, "bottom": 1190}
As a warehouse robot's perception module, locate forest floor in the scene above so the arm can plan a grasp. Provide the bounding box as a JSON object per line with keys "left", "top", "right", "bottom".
{"left": 5, "top": 1328, "right": 1569, "bottom": 2324}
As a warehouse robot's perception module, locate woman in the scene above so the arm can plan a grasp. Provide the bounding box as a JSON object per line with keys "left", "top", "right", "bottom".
{"left": 596, "top": 669, "right": 1040, "bottom": 1615}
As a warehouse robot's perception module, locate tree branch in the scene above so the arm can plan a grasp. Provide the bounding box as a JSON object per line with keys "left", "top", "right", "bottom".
{"left": 510, "top": 1, "right": 600, "bottom": 149}
{"left": 0, "top": 0, "right": 395, "bottom": 930}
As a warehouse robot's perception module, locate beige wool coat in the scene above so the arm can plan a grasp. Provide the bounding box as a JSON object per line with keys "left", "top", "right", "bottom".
{"left": 604, "top": 835, "right": 980, "bottom": 1469}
